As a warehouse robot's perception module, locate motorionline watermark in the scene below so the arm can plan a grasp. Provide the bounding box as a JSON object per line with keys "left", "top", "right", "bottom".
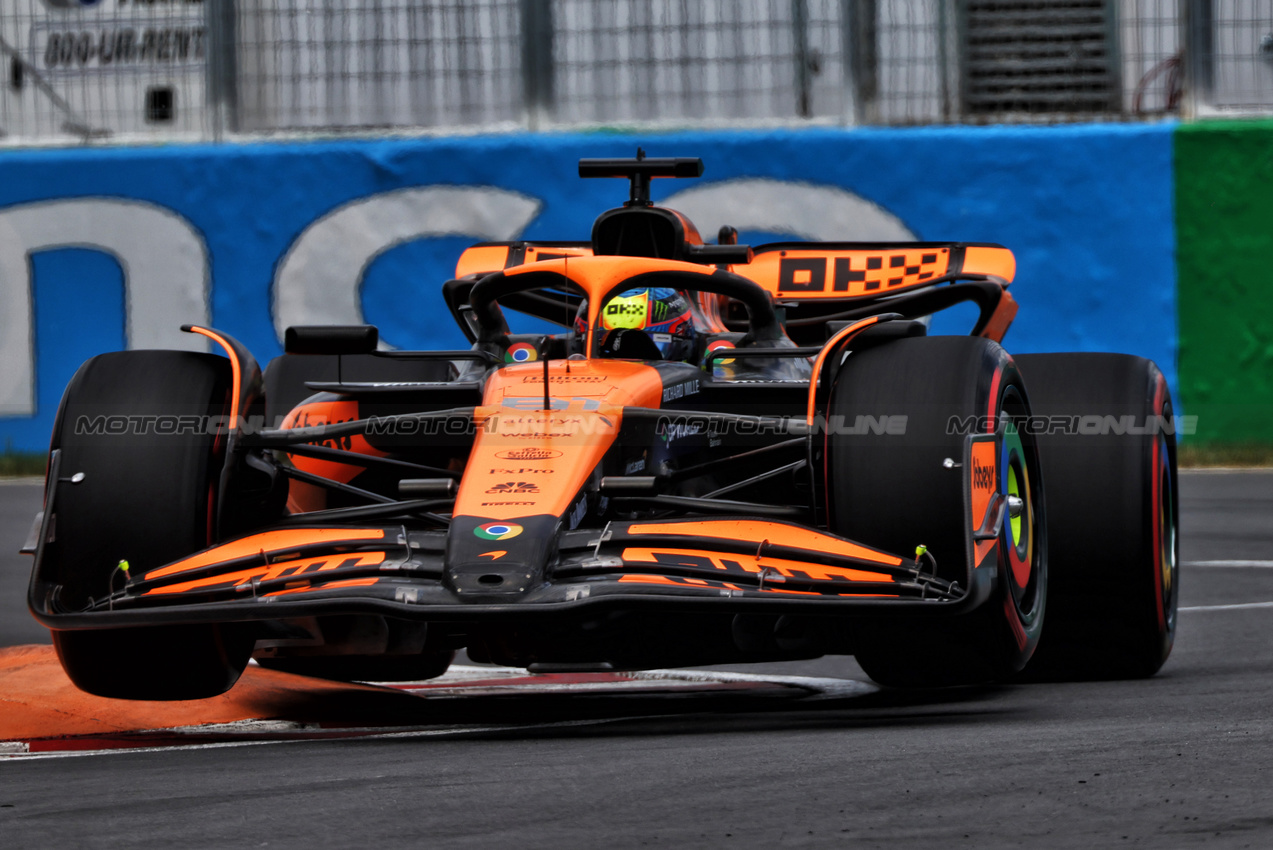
{"left": 946, "top": 413, "right": 1197, "bottom": 437}
{"left": 73, "top": 414, "right": 258, "bottom": 437}
{"left": 69, "top": 411, "right": 907, "bottom": 439}
{"left": 70, "top": 411, "right": 1197, "bottom": 441}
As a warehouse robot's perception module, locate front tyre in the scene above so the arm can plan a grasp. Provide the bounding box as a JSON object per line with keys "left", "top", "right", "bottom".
{"left": 45, "top": 351, "right": 254, "bottom": 700}
{"left": 825, "top": 336, "right": 1047, "bottom": 687}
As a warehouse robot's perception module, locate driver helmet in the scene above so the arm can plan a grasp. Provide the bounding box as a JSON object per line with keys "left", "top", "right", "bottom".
{"left": 599, "top": 286, "right": 696, "bottom": 361}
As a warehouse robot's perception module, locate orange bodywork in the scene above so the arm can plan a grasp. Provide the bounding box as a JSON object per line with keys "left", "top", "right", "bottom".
{"left": 740, "top": 247, "right": 953, "bottom": 298}
{"left": 969, "top": 438, "right": 999, "bottom": 567}
{"left": 969, "top": 440, "right": 997, "bottom": 533}
{"left": 619, "top": 547, "right": 894, "bottom": 584}
{"left": 454, "top": 244, "right": 594, "bottom": 279}
{"left": 962, "top": 245, "right": 1016, "bottom": 282}
{"left": 186, "top": 325, "right": 244, "bottom": 429}
{"left": 735, "top": 244, "right": 1014, "bottom": 299}
{"left": 615, "top": 573, "right": 895, "bottom": 597}
{"left": 262, "top": 577, "right": 382, "bottom": 597}
{"left": 978, "top": 289, "right": 1019, "bottom": 343}
{"left": 145, "top": 552, "right": 387, "bottom": 596}
{"left": 806, "top": 315, "right": 886, "bottom": 425}
{"left": 627, "top": 518, "right": 902, "bottom": 566}
{"left": 504, "top": 255, "right": 715, "bottom": 354}
{"left": 453, "top": 358, "right": 664, "bottom": 521}
{"left": 145, "top": 528, "right": 386, "bottom": 581}
{"left": 454, "top": 245, "right": 512, "bottom": 278}
{"left": 279, "top": 399, "right": 389, "bottom": 512}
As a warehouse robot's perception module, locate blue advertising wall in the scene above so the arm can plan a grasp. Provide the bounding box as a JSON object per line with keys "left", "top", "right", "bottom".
{"left": 0, "top": 123, "right": 1176, "bottom": 451}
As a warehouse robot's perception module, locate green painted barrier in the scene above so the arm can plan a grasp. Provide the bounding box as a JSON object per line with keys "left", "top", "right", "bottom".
{"left": 1176, "top": 119, "right": 1273, "bottom": 445}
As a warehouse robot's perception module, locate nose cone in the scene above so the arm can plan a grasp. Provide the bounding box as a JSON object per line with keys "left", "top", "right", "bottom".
{"left": 444, "top": 515, "right": 559, "bottom": 601}
{"left": 446, "top": 562, "right": 538, "bottom": 597}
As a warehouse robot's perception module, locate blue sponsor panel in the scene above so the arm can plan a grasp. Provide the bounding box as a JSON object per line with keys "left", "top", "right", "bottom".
{"left": 0, "top": 124, "right": 1175, "bottom": 450}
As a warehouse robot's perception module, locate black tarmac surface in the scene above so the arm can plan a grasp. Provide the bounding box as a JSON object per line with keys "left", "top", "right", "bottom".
{"left": 1, "top": 471, "right": 1272, "bottom": 848}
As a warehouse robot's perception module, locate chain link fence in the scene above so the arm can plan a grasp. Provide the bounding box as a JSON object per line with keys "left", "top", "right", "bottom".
{"left": 1, "top": 0, "right": 1270, "bottom": 145}
{"left": 1, "top": 0, "right": 211, "bottom": 142}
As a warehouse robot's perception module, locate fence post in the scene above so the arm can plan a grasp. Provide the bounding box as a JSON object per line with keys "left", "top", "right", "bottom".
{"left": 206, "top": 0, "right": 239, "bottom": 139}
{"left": 793, "top": 0, "right": 812, "bottom": 118}
{"left": 937, "top": 0, "right": 960, "bottom": 122}
{"left": 842, "top": 0, "right": 878, "bottom": 125}
{"left": 521, "top": 0, "right": 555, "bottom": 131}
{"left": 1180, "top": 0, "right": 1213, "bottom": 120}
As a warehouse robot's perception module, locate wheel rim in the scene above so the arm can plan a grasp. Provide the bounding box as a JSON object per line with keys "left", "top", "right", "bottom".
{"left": 1000, "top": 386, "right": 1042, "bottom": 622}
{"left": 1007, "top": 462, "right": 1023, "bottom": 550}
{"left": 1157, "top": 432, "right": 1178, "bottom": 633}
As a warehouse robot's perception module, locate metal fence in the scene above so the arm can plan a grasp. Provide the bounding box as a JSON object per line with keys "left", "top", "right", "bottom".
{"left": 1, "top": 0, "right": 1270, "bottom": 145}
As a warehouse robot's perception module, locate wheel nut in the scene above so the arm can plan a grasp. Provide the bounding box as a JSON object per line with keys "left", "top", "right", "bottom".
{"left": 1007, "top": 495, "right": 1024, "bottom": 518}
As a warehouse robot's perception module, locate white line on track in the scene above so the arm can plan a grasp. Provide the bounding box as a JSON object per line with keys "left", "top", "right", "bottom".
{"left": 1180, "top": 601, "right": 1273, "bottom": 613}
{"left": 1179, "top": 559, "right": 1273, "bottom": 610}
{"left": 1180, "top": 467, "right": 1273, "bottom": 474}
{"left": 1184, "top": 561, "right": 1273, "bottom": 568}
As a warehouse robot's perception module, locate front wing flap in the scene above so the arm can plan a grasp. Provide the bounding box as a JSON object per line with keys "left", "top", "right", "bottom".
{"left": 30, "top": 433, "right": 1004, "bottom": 629}
{"left": 30, "top": 509, "right": 997, "bottom": 629}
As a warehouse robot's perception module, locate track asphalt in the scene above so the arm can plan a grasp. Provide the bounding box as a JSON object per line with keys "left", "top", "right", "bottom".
{"left": 1, "top": 472, "right": 1272, "bottom": 847}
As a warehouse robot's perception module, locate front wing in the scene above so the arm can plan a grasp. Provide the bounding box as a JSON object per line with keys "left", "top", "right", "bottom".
{"left": 30, "top": 434, "right": 1007, "bottom": 630}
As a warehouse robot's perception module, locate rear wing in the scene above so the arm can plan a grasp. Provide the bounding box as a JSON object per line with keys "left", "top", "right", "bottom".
{"left": 735, "top": 242, "right": 1015, "bottom": 300}
{"left": 452, "top": 239, "right": 1018, "bottom": 343}
{"left": 457, "top": 240, "right": 1014, "bottom": 296}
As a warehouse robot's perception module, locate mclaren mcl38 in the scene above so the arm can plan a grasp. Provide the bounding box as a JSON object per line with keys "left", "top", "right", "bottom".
{"left": 23, "top": 154, "right": 1179, "bottom": 698}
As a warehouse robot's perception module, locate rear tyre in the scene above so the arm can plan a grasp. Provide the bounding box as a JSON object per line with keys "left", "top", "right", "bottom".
{"left": 46, "top": 351, "right": 254, "bottom": 700}
{"left": 1013, "top": 354, "right": 1178, "bottom": 680}
{"left": 826, "top": 336, "right": 1046, "bottom": 687}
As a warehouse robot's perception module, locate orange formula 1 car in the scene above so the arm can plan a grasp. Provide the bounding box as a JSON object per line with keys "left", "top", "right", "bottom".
{"left": 22, "top": 154, "right": 1179, "bottom": 699}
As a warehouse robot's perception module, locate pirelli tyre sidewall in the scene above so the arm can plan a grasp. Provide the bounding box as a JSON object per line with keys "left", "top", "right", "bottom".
{"left": 1013, "top": 353, "right": 1179, "bottom": 680}
{"left": 825, "top": 335, "right": 1047, "bottom": 687}
{"left": 44, "top": 350, "right": 254, "bottom": 701}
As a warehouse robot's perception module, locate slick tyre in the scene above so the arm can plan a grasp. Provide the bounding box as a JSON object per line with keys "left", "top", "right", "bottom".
{"left": 45, "top": 351, "right": 253, "bottom": 700}
{"left": 825, "top": 336, "right": 1046, "bottom": 687}
{"left": 1013, "top": 354, "right": 1178, "bottom": 680}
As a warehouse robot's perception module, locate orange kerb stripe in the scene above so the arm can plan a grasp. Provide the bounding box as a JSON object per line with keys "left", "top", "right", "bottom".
{"left": 145, "top": 528, "right": 385, "bottom": 579}
{"left": 0, "top": 645, "right": 395, "bottom": 742}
